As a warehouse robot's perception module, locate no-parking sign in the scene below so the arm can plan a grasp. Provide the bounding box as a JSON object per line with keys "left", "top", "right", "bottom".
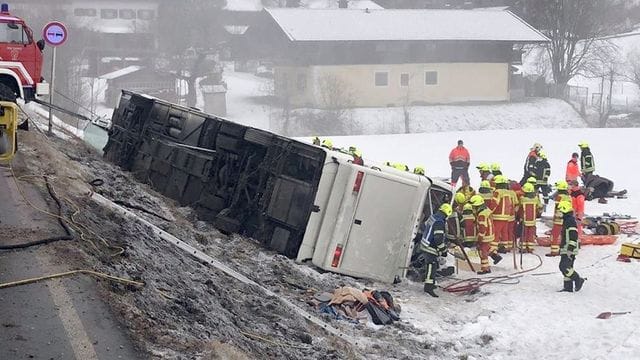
{"left": 42, "top": 22, "right": 67, "bottom": 47}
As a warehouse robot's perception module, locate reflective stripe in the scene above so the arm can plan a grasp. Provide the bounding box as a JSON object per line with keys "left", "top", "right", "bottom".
{"left": 424, "top": 263, "right": 434, "bottom": 284}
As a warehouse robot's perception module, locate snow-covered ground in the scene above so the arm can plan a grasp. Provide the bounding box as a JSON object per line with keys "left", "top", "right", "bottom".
{"left": 315, "top": 128, "right": 640, "bottom": 359}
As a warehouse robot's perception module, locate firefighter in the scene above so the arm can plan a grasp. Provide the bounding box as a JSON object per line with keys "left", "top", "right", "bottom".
{"left": 569, "top": 180, "right": 585, "bottom": 235}
{"left": 520, "top": 143, "right": 541, "bottom": 185}
{"left": 461, "top": 203, "right": 477, "bottom": 248}
{"left": 557, "top": 200, "right": 586, "bottom": 292}
{"left": 492, "top": 175, "right": 518, "bottom": 253}
{"left": 470, "top": 194, "right": 502, "bottom": 274}
{"left": 535, "top": 151, "right": 552, "bottom": 205}
{"left": 448, "top": 139, "right": 471, "bottom": 187}
{"left": 351, "top": 148, "right": 364, "bottom": 166}
{"left": 478, "top": 180, "right": 496, "bottom": 209}
{"left": 385, "top": 161, "right": 409, "bottom": 171}
{"left": 446, "top": 193, "right": 466, "bottom": 245}
{"left": 518, "top": 183, "right": 540, "bottom": 253}
{"left": 420, "top": 203, "right": 452, "bottom": 297}
{"left": 413, "top": 166, "right": 425, "bottom": 176}
{"left": 321, "top": 139, "right": 333, "bottom": 150}
{"left": 578, "top": 141, "right": 595, "bottom": 176}
{"left": 565, "top": 152, "right": 581, "bottom": 183}
{"left": 456, "top": 184, "right": 476, "bottom": 202}
{"left": 491, "top": 163, "right": 502, "bottom": 177}
{"left": 476, "top": 163, "right": 491, "bottom": 182}
{"left": 548, "top": 180, "right": 572, "bottom": 257}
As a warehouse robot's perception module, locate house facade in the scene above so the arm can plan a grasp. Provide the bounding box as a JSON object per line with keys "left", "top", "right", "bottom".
{"left": 247, "top": 8, "right": 548, "bottom": 108}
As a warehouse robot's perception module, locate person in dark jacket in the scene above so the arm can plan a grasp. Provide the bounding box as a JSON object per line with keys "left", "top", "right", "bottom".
{"left": 578, "top": 141, "right": 595, "bottom": 175}
{"left": 520, "top": 143, "right": 541, "bottom": 185}
{"left": 582, "top": 173, "right": 614, "bottom": 204}
{"left": 556, "top": 200, "right": 586, "bottom": 292}
{"left": 534, "top": 151, "right": 551, "bottom": 204}
{"left": 420, "top": 203, "right": 452, "bottom": 298}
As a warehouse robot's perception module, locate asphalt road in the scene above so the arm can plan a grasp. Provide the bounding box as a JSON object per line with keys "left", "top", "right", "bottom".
{"left": 0, "top": 157, "right": 144, "bottom": 359}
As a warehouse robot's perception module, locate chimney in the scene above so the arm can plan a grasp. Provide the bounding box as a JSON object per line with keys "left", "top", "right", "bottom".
{"left": 338, "top": 0, "right": 348, "bottom": 8}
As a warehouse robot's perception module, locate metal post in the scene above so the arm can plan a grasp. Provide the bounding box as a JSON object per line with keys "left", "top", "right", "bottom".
{"left": 48, "top": 46, "right": 56, "bottom": 135}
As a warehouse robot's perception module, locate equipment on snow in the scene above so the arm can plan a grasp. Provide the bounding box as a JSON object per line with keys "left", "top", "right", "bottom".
{"left": 596, "top": 311, "right": 630, "bottom": 319}
{"left": 537, "top": 235, "right": 617, "bottom": 247}
{"left": 619, "top": 243, "right": 640, "bottom": 259}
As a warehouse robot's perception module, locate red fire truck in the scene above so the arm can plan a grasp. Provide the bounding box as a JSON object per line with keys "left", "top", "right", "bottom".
{"left": 0, "top": 3, "right": 48, "bottom": 105}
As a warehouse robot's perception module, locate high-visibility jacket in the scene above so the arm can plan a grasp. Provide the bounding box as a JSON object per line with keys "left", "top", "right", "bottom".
{"left": 518, "top": 195, "right": 540, "bottom": 226}
{"left": 476, "top": 207, "right": 495, "bottom": 243}
{"left": 462, "top": 209, "right": 477, "bottom": 242}
{"left": 580, "top": 148, "right": 595, "bottom": 173}
{"left": 457, "top": 186, "right": 476, "bottom": 201}
{"left": 553, "top": 191, "right": 572, "bottom": 225}
{"left": 449, "top": 146, "right": 470, "bottom": 164}
{"left": 566, "top": 159, "right": 581, "bottom": 182}
{"left": 446, "top": 212, "right": 462, "bottom": 243}
{"left": 420, "top": 211, "right": 447, "bottom": 256}
{"left": 535, "top": 159, "right": 551, "bottom": 186}
{"left": 492, "top": 188, "right": 519, "bottom": 221}
{"left": 560, "top": 213, "right": 580, "bottom": 255}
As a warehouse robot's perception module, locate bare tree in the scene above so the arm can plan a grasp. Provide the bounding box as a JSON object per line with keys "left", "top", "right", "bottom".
{"left": 317, "top": 74, "right": 354, "bottom": 124}
{"left": 526, "top": 1, "right": 612, "bottom": 94}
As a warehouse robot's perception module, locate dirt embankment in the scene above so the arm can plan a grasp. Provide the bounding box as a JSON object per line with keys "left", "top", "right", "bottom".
{"left": 12, "top": 124, "right": 443, "bottom": 359}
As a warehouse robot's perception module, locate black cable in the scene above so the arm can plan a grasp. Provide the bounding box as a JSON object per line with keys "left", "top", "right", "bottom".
{"left": 0, "top": 177, "right": 74, "bottom": 250}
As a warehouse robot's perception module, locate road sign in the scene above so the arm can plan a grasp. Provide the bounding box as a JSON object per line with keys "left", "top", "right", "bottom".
{"left": 42, "top": 22, "right": 67, "bottom": 47}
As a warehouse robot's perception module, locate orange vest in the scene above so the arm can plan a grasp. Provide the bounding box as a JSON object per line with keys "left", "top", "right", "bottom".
{"left": 492, "top": 189, "right": 518, "bottom": 221}
{"left": 519, "top": 196, "right": 539, "bottom": 226}
{"left": 462, "top": 210, "right": 476, "bottom": 242}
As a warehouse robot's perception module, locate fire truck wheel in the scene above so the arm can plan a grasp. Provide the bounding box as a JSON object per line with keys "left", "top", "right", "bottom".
{"left": 0, "top": 83, "right": 17, "bottom": 103}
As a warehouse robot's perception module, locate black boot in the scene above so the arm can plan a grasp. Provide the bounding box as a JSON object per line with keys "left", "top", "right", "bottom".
{"left": 497, "top": 246, "right": 508, "bottom": 254}
{"left": 477, "top": 268, "right": 491, "bottom": 275}
{"left": 574, "top": 277, "right": 586, "bottom": 292}
{"left": 561, "top": 280, "right": 573, "bottom": 292}
{"left": 491, "top": 253, "right": 503, "bottom": 265}
{"left": 423, "top": 283, "right": 439, "bottom": 298}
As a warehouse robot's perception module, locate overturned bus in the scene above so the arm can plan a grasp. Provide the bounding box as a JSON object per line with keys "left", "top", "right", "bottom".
{"left": 103, "top": 91, "right": 452, "bottom": 283}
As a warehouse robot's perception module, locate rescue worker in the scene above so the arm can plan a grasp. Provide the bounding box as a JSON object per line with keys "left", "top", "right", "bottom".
{"left": 582, "top": 173, "right": 614, "bottom": 204}
{"left": 456, "top": 184, "right": 476, "bottom": 202}
{"left": 492, "top": 175, "right": 518, "bottom": 253}
{"left": 385, "top": 161, "right": 409, "bottom": 172}
{"left": 478, "top": 180, "right": 496, "bottom": 209}
{"left": 461, "top": 203, "right": 477, "bottom": 248}
{"left": 351, "top": 148, "right": 364, "bottom": 166}
{"left": 491, "top": 163, "right": 502, "bottom": 177}
{"left": 420, "top": 203, "right": 452, "bottom": 297}
{"left": 312, "top": 136, "right": 321, "bottom": 146}
{"left": 569, "top": 180, "right": 585, "bottom": 235}
{"left": 557, "top": 200, "right": 586, "bottom": 292}
{"left": 476, "top": 163, "right": 492, "bottom": 182}
{"left": 321, "top": 139, "right": 333, "bottom": 150}
{"left": 446, "top": 193, "right": 466, "bottom": 245}
{"left": 518, "top": 183, "right": 540, "bottom": 253}
{"left": 470, "top": 194, "right": 502, "bottom": 274}
{"left": 535, "top": 151, "right": 552, "bottom": 205}
{"left": 413, "top": 166, "right": 425, "bottom": 176}
{"left": 448, "top": 140, "right": 471, "bottom": 187}
{"left": 565, "top": 152, "right": 581, "bottom": 183}
{"left": 578, "top": 141, "right": 595, "bottom": 176}
{"left": 520, "top": 143, "right": 541, "bottom": 185}
{"left": 548, "top": 180, "right": 572, "bottom": 257}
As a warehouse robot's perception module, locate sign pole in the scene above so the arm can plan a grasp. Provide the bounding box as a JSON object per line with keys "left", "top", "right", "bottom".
{"left": 48, "top": 46, "right": 56, "bottom": 135}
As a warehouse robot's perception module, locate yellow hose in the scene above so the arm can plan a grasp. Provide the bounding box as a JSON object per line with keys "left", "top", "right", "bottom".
{"left": 0, "top": 269, "right": 144, "bottom": 290}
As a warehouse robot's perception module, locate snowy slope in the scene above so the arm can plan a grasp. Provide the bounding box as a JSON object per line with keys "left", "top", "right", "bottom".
{"left": 313, "top": 128, "right": 640, "bottom": 359}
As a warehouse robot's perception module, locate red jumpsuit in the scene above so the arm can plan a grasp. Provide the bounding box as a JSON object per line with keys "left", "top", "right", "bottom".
{"left": 492, "top": 187, "right": 518, "bottom": 252}
{"left": 550, "top": 191, "right": 572, "bottom": 255}
{"left": 462, "top": 208, "right": 477, "bottom": 247}
{"left": 476, "top": 207, "right": 496, "bottom": 272}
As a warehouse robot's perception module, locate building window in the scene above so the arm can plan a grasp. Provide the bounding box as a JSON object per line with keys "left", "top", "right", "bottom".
{"left": 100, "top": 9, "right": 118, "bottom": 19}
{"left": 137, "top": 9, "right": 155, "bottom": 20}
{"left": 400, "top": 73, "right": 409, "bottom": 87}
{"left": 119, "top": 9, "right": 136, "bottom": 20}
{"left": 375, "top": 71, "right": 389, "bottom": 87}
{"left": 425, "top": 71, "right": 438, "bottom": 85}
{"left": 74, "top": 8, "right": 97, "bottom": 17}
{"left": 296, "top": 74, "right": 306, "bottom": 91}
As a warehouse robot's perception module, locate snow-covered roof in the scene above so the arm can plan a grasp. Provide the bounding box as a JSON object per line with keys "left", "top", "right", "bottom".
{"left": 265, "top": 8, "right": 549, "bottom": 42}
{"left": 225, "top": 0, "right": 263, "bottom": 11}
{"left": 224, "top": 0, "right": 382, "bottom": 12}
{"left": 100, "top": 66, "right": 143, "bottom": 80}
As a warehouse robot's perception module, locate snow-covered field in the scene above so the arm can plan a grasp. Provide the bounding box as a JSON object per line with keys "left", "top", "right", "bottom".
{"left": 319, "top": 128, "right": 640, "bottom": 359}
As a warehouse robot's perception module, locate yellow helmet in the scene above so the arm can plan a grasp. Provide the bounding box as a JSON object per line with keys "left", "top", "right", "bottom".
{"left": 494, "top": 175, "right": 508, "bottom": 184}
{"left": 491, "top": 163, "right": 501, "bottom": 171}
{"left": 479, "top": 180, "right": 491, "bottom": 188}
{"left": 353, "top": 149, "right": 363, "bottom": 158}
{"left": 454, "top": 192, "right": 466, "bottom": 204}
{"left": 321, "top": 139, "right": 333, "bottom": 149}
{"left": 522, "top": 183, "right": 535, "bottom": 193}
{"left": 527, "top": 176, "right": 537, "bottom": 184}
{"left": 557, "top": 200, "right": 573, "bottom": 214}
{"left": 539, "top": 151, "right": 547, "bottom": 159}
{"left": 413, "top": 166, "right": 425, "bottom": 175}
{"left": 463, "top": 203, "right": 473, "bottom": 211}
{"left": 555, "top": 180, "right": 569, "bottom": 191}
{"left": 469, "top": 195, "right": 484, "bottom": 207}
{"left": 578, "top": 141, "right": 589, "bottom": 148}
{"left": 439, "top": 203, "right": 453, "bottom": 217}
{"left": 476, "top": 163, "right": 490, "bottom": 171}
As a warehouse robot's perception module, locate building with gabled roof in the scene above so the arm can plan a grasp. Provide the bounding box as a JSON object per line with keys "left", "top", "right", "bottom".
{"left": 246, "top": 8, "right": 548, "bottom": 108}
